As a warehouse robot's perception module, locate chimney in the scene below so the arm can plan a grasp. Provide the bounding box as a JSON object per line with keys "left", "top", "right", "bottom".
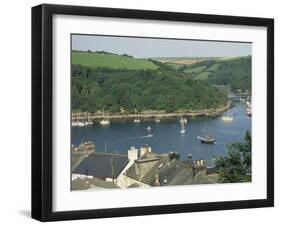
{"left": 154, "top": 174, "right": 161, "bottom": 186}
{"left": 128, "top": 146, "right": 138, "bottom": 161}
{"left": 140, "top": 144, "right": 151, "bottom": 156}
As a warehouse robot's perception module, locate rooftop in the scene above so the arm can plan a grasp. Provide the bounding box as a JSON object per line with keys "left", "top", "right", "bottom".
{"left": 71, "top": 176, "right": 119, "bottom": 190}
{"left": 73, "top": 152, "right": 129, "bottom": 179}
{"left": 125, "top": 151, "right": 217, "bottom": 186}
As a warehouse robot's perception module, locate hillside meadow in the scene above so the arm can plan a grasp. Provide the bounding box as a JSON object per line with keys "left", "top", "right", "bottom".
{"left": 72, "top": 50, "right": 159, "bottom": 70}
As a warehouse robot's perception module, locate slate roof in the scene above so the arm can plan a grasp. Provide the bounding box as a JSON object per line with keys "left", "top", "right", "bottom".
{"left": 125, "top": 151, "right": 217, "bottom": 186}
{"left": 72, "top": 177, "right": 119, "bottom": 190}
{"left": 125, "top": 152, "right": 161, "bottom": 182}
{"left": 126, "top": 152, "right": 186, "bottom": 186}
{"left": 71, "top": 151, "right": 92, "bottom": 171}
{"left": 167, "top": 168, "right": 194, "bottom": 185}
{"left": 73, "top": 152, "right": 129, "bottom": 179}
{"left": 141, "top": 157, "right": 186, "bottom": 186}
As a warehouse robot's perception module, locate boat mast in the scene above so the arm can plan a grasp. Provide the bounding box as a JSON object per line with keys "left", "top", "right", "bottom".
{"left": 207, "top": 125, "right": 213, "bottom": 139}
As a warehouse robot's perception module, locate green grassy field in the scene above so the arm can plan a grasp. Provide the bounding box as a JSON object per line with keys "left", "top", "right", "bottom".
{"left": 72, "top": 51, "right": 159, "bottom": 70}
{"left": 195, "top": 71, "right": 211, "bottom": 80}
{"left": 174, "top": 56, "right": 250, "bottom": 81}
{"left": 166, "top": 63, "right": 183, "bottom": 69}
{"left": 184, "top": 65, "right": 207, "bottom": 74}
{"left": 206, "top": 63, "right": 220, "bottom": 72}
{"left": 175, "top": 56, "right": 251, "bottom": 90}
{"left": 152, "top": 56, "right": 221, "bottom": 61}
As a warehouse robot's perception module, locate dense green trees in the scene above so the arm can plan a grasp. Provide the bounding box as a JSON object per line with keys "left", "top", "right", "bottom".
{"left": 71, "top": 51, "right": 251, "bottom": 113}
{"left": 207, "top": 57, "right": 251, "bottom": 92}
{"left": 71, "top": 64, "right": 227, "bottom": 113}
{"left": 180, "top": 56, "right": 251, "bottom": 92}
{"left": 215, "top": 131, "right": 252, "bottom": 183}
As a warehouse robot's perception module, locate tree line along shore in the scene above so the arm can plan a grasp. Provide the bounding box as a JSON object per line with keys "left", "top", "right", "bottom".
{"left": 71, "top": 51, "right": 250, "bottom": 116}
{"left": 72, "top": 100, "right": 232, "bottom": 121}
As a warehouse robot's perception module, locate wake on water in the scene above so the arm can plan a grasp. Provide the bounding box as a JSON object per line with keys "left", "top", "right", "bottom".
{"left": 104, "top": 134, "right": 153, "bottom": 144}
{"left": 139, "top": 134, "right": 153, "bottom": 138}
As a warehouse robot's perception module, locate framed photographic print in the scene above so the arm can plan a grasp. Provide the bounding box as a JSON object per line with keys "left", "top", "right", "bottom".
{"left": 31, "top": 4, "right": 274, "bottom": 221}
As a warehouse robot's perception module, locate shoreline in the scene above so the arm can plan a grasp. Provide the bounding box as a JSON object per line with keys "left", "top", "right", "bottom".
{"left": 72, "top": 101, "right": 232, "bottom": 121}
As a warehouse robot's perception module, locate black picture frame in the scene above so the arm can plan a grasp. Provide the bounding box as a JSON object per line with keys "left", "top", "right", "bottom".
{"left": 32, "top": 3, "right": 274, "bottom": 222}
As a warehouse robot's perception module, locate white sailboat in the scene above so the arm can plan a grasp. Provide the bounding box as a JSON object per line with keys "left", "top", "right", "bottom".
{"left": 155, "top": 117, "right": 160, "bottom": 123}
{"left": 145, "top": 126, "right": 153, "bottom": 137}
{"left": 180, "top": 121, "right": 186, "bottom": 134}
{"left": 133, "top": 118, "right": 141, "bottom": 123}
{"left": 100, "top": 119, "right": 110, "bottom": 125}
{"left": 180, "top": 117, "right": 187, "bottom": 124}
{"left": 155, "top": 113, "right": 160, "bottom": 123}
{"left": 221, "top": 113, "right": 233, "bottom": 122}
{"left": 72, "top": 121, "right": 84, "bottom": 127}
{"left": 245, "top": 98, "right": 252, "bottom": 117}
{"left": 246, "top": 106, "right": 252, "bottom": 117}
{"left": 72, "top": 112, "right": 94, "bottom": 127}
{"left": 100, "top": 110, "right": 110, "bottom": 126}
{"left": 72, "top": 113, "right": 86, "bottom": 127}
{"left": 85, "top": 112, "right": 93, "bottom": 125}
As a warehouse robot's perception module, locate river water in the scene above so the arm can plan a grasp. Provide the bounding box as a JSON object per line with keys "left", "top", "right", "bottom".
{"left": 72, "top": 100, "right": 251, "bottom": 166}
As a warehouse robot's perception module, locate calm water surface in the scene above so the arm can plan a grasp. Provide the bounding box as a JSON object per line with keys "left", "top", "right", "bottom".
{"left": 72, "top": 101, "right": 251, "bottom": 166}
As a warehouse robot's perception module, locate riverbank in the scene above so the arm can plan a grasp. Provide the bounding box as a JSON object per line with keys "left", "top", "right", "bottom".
{"left": 72, "top": 101, "right": 232, "bottom": 121}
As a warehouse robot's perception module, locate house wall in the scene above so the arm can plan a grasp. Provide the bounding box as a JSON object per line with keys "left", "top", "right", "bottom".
{"left": 116, "top": 160, "right": 150, "bottom": 188}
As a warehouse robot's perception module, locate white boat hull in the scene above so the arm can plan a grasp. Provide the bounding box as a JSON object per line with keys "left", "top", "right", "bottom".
{"left": 100, "top": 120, "right": 110, "bottom": 125}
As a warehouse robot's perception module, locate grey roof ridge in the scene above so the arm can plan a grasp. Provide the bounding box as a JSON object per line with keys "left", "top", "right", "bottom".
{"left": 93, "top": 151, "right": 127, "bottom": 157}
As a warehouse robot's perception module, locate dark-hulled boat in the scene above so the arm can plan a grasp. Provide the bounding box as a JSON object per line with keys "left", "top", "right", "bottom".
{"left": 197, "top": 124, "right": 216, "bottom": 144}
{"left": 197, "top": 135, "right": 216, "bottom": 144}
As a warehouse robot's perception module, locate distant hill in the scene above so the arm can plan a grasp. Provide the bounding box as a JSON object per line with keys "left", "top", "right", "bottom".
{"left": 152, "top": 57, "right": 225, "bottom": 65}
{"left": 71, "top": 52, "right": 250, "bottom": 113}
{"left": 72, "top": 50, "right": 159, "bottom": 70}
{"left": 207, "top": 56, "right": 251, "bottom": 92}
{"left": 173, "top": 56, "right": 251, "bottom": 92}
{"left": 71, "top": 63, "right": 227, "bottom": 113}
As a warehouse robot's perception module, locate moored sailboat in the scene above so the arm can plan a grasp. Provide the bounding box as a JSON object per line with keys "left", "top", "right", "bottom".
{"left": 72, "top": 120, "right": 86, "bottom": 127}
{"left": 133, "top": 118, "right": 141, "bottom": 123}
{"left": 155, "top": 117, "right": 160, "bottom": 123}
{"left": 85, "top": 112, "right": 93, "bottom": 125}
{"left": 100, "top": 118, "right": 110, "bottom": 125}
{"left": 221, "top": 113, "right": 233, "bottom": 122}
{"left": 180, "top": 120, "right": 186, "bottom": 134}
{"left": 72, "top": 113, "right": 87, "bottom": 127}
{"left": 197, "top": 124, "right": 215, "bottom": 144}
{"left": 100, "top": 110, "right": 110, "bottom": 125}
{"left": 180, "top": 117, "right": 187, "bottom": 124}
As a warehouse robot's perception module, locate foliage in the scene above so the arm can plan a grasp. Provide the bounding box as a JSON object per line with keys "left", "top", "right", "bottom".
{"left": 206, "top": 63, "right": 220, "bottom": 72}
{"left": 71, "top": 63, "right": 227, "bottom": 113}
{"left": 165, "top": 63, "right": 183, "bottom": 70}
{"left": 207, "top": 57, "right": 251, "bottom": 92}
{"left": 176, "top": 56, "right": 251, "bottom": 91}
{"left": 184, "top": 65, "right": 207, "bottom": 74}
{"left": 195, "top": 71, "right": 210, "bottom": 80}
{"left": 72, "top": 50, "right": 159, "bottom": 70}
{"left": 215, "top": 131, "right": 252, "bottom": 183}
